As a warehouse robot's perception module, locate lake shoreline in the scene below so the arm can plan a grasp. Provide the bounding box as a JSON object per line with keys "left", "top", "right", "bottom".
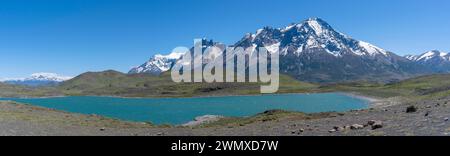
{"left": 2, "top": 95, "right": 450, "bottom": 136}
{"left": 1, "top": 93, "right": 371, "bottom": 125}
{"left": 1, "top": 91, "right": 380, "bottom": 101}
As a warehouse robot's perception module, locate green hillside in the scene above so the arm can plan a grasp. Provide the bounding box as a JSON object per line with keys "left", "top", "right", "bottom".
{"left": 321, "top": 74, "right": 450, "bottom": 99}
{"left": 4, "top": 70, "right": 450, "bottom": 99}
{"left": 58, "top": 70, "right": 318, "bottom": 97}
{"left": 0, "top": 82, "right": 58, "bottom": 97}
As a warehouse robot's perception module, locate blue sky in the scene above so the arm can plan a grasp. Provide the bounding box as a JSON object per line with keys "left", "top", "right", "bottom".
{"left": 1, "top": 0, "right": 449, "bottom": 78}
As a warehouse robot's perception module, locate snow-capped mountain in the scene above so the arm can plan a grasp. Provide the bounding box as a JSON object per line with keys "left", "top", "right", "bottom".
{"left": 405, "top": 50, "right": 450, "bottom": 72}
{"left": 405, "top": 50, "right": 450, "bottom": 62}
{"left": 234, "top": 18, "right": 428, "bottom": 82}
{"left": 129, "top": 39, "right": 225, "bottom": 75}
{"left": 130, "top": 18, "right": 430, "bottom": 82}
{"left": 236, "top": 18, "right": 389, "bottom": 57}
{"left": 1, "top": 73, "right": 73, "bottom": 86}
{"left": 128, "top": 51, "right": 186, "bottom": 75}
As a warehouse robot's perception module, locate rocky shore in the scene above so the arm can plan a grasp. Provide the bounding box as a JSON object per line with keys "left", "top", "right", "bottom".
{"left": 182, "top": 115, "right": 224, "bottom": 127}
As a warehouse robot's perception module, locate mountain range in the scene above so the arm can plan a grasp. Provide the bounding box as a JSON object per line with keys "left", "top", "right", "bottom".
{"left": 0, "top": 73, "right": 73, "bottom": 87}
{"left": 130, "top": 18, "right": 448, "bottom": 83}
{"left": 405, "top": 50, "right": 450, "bottom": 73}
{"left": 128, "top": 52, "right": 185, "bottom": 75}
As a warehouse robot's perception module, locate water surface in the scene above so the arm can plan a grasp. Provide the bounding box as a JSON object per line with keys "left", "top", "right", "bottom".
{"left": 1, "top": 93, "right": 369, "bottom": 125}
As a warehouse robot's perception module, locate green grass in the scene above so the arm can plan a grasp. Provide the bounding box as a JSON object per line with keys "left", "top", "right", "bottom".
{"left": 0, "top": 101, "right": 154, "bottom": 128}
{"left": 198, "top": 110, "right": 341, "bottom": 128}
{"left": 57, "top": 70, "right": 319, "bottom": 97}
{"left": 319, "top": 74, "right": 450, "bottom": 100}
{"left": 1, "top": 70, "right": 315, "bottom": 98}
{"left": 0, "top": 82, "right": 59, "bottom": 97}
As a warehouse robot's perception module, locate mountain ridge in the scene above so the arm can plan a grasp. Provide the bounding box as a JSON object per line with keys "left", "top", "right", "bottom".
{"left": 406, "top": 50, "right": 450, "bottom": 72}
{"left": 129, "top": 18, "right": 434, "bottom": 83}
{"left": 0, "top": 73, "right": 73, "bottom": 87}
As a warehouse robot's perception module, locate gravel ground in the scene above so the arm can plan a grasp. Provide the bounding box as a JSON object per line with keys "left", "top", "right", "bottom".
{"left": 1, "top": 96, "right": 450, "bottom": 136}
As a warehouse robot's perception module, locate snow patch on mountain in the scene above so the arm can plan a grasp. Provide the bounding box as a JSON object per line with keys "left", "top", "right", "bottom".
{"left": 265, "top": 42, "right": 281, "bottom": 53}
{"left": 154, "top": 51, "right": 185, "bottom": 60}
{"left": 357, "top": 41, "right": 388, "bottom": 56}
{"left": 306, "top": 18, "right": 325, "bottom": 35}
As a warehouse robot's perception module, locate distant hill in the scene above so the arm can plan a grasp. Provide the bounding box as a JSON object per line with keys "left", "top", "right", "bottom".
{"left": 320, "top": 73, "right": 450, "bottom": 99}
{"left": 58, "top": 70, "right": 317, "bottom": 97}
{"left": 0, "top": 82, "right": 59, "bottom": 97}
{"left": 385, "top": 74, "right": 450, "bottom": 97}
{"left": 4, "top": 70, "right": 450, "bottom": 99}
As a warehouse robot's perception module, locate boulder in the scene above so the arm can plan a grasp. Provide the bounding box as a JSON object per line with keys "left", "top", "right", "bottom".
{"left": 333, "top": 126, "right": 345, "bottom": 131}
{"left": 371, "top": 121, "right": 383, "bottom": 130}
{"left": 367, "top": 120, "right": 376, "bottom": 125}
{"left": 350, "top": 124, "right": 364, "bottom": 130}
{"left": 406, "top": 106, "right": 418, "bottom": 113}
{"left": 182, "top": 115, "right": 223, "bottom": 127}
{"left": 425, "top": 111, "right": 430, "bottom": 117}
{"left": 292, "top": 128, "right": 305, "bottom": 134}
{"left": 344, "top": 125, "right": 351, "bottom": 130}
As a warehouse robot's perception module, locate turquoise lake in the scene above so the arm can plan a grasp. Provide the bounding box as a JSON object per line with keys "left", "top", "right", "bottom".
{"left": 0, "top": 93, "right": 369, "bottom": 125}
